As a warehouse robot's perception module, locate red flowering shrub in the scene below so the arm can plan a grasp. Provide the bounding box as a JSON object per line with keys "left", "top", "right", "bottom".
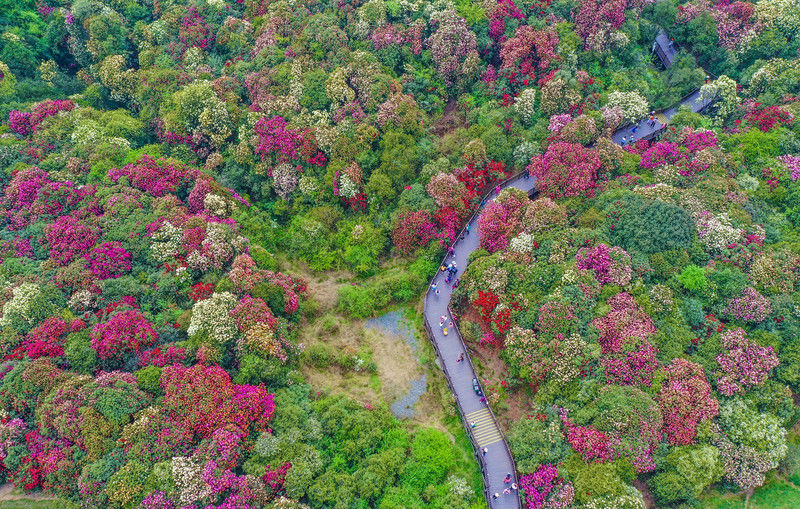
{"left": 474, "top": 290, "right": 501, "bottom": 323}
{"left": 744, "top": 104, "right": 794, "bottom": 132}
{"left": 159, "top": 364, "right": 275, "bottom": 437}
{"left": 23, "top": 316, "right": 69, "bottom": 359}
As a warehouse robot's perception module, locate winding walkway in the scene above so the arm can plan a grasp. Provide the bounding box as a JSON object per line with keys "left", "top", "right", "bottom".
{"left": 422, "top": 31, "right": 716, "bottom": 508}
{"left": 423, "top": 174, "right": 535, "bottom": 509}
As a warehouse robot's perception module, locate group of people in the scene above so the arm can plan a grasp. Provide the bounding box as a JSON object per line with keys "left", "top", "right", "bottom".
{"left": 431, "top": 261, "right": 460, "bottom": 296}
{"left": 490, "top": 473, "right": 519, "bottom": 499}
{"left": 621, "top": 110, "right": 660, "bottom": 146}
{"left": 438, "top": 315, "right": 453, "bottom": 329}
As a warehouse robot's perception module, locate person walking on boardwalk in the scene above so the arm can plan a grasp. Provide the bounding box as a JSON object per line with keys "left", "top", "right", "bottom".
{"left": 492, "top": 493, "right": 499, "bottom": 500}
{"left": 504, "top": 473, "right": 511, "bottom": 483}
{"left": 456, "top": 352, "right": 464, "bottom": 362}
{"left": 482, "top": 447, "right": 488, "bottom": 456}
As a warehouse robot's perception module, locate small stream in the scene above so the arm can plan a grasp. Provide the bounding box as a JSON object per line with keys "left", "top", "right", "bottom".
{"left": 365, "top": 310, "right": 427, "bottom": 419}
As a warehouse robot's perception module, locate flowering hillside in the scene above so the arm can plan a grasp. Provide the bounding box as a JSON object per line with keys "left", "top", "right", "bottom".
{"left": 0, "top": 0, "right": 799, "bottom": 506}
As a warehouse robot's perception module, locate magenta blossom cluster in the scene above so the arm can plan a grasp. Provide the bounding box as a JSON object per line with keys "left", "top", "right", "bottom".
{"left": 253, "top": 116, "right": 306, "bottom": 163}
{"left": 602, "top": 339, "right": 660, "bottom": 387}
{"left": 108, "top": 155, "right": 201, "bottom": 197}
{"left": 84, "top": 241, "right": 132, "bottom": 279}
{"left": 23, "top": 316, "right": 69, "bottom": 359}
{"left": 592, "top": 293, "right": 656, "bottom": 354}
{"left": 519, "top": 464, "right": 575, "bottom": 509}
{"left": 44, "top": 214, "right": 101, "bottom": 265}
{"left": 778, "top": 154, "right": 800, "bottom": 181}
{"left": 725, "top": 287, "right": 772, "bottom": 323}
{"left": 90, "top": 309, "right": 158, "bottom": 361}
{"left": 8, "top": 99, "right": 75, "bottom": 136}
{"left": 576, "top": 243, "right": 632, "bottom": 286}
{"left": 716, "top": 327, "right": 779, "bottom": 396}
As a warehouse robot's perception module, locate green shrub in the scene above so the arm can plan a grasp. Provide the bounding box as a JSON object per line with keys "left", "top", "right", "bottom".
{"left": 608, "top": 195, "right": 694, "bottom": 254}
{"left": 676, "top": 264, "right": 708, "bottom": 293}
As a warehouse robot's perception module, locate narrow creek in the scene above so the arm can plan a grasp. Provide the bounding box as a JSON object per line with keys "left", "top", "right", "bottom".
{"left": 365, "top": 310, "right": 427, "bottom": 419}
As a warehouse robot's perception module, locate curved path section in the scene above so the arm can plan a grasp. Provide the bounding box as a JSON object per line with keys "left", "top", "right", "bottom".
{"left": 611, "top": 88, "right": 714, "bottom": 145}
{"left": 423, "top": 173, "right": 535, "bottom": 509}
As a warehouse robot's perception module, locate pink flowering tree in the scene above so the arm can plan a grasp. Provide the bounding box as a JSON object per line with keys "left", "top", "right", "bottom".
{"left": 478, "top": 189, "right": 529, "bottom": 252}
{"left": 591, "top": 293, "right": 656, "bottom": 354}
{"left": 572, "top": 0, "right": 627, "bottom": 52}
{"left": 715, "top": 328, "right": 779, "bottom": 396}
{"left": 658, "top": 359, "right": 719, "bottom": 446}
{"left": 601, "top": 339, "right": 660, "bottom": 387}
{"left": 527, "top": 142, "right": 601, "bottom": 198}
{"left": 44, "top": 215, "right": 101, "bottom": 266}
{"left": 90, "top": 309, "right": 158, "bottom": 361}
{"left": 426, "top": 172, "right": 468, "bottom": 210}
{"left": 560, "top": 409, "right": 616, "bottom": 463}
{"left": 84, "top": 242, "right": 132, "bottom": 279}
{"left": 478, "top": 201, "right": 515, "bottom": 253}
{"left": 391, "top": 210, "right": 436, "bottom": 256}
{"left": 108, "top": 155, "right": 201, "bottom": 197}
{"left": 724, "top": 287, "right": 772, "bottom": 323}
{"left": 8, "top": 99, "right": 75, "bottom": 136}
{"left": 499, "top": 26, "right": 560, "bottom": 73}
{"left": 426, "top": 10, "right": 478, "bottom": 87}
{"left": 519, "top": 464, "right": 575, "bottom": 509}
{"left": 576, "top": 244, "right": 632, "bottom": 286}
{"left": 253, "top": 116, "right": 308, "bottom": 165}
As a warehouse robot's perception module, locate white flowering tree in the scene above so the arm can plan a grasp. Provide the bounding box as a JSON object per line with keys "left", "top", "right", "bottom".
{"left": 700, "top": 75, "right": 739, "bottom": 120}
{"left": 606, "top": 90, "right": 649, "bottom": 123}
